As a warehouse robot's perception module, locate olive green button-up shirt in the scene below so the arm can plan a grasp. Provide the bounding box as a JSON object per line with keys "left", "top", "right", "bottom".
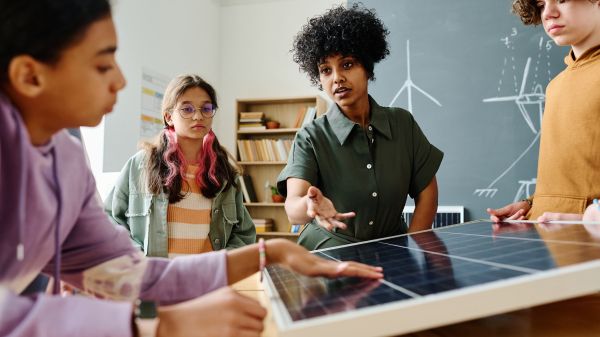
{"left": 277, "top": 96, "right": 443, "bottom": 250}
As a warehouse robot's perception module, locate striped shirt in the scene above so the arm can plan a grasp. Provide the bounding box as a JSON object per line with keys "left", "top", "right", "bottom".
{"left": 167, "top": 164, "right": 213, "bottom": 258}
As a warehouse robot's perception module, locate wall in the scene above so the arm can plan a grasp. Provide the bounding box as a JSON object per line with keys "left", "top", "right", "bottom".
{"left": 216, "top": 0, "right": 344, "bottom": 152}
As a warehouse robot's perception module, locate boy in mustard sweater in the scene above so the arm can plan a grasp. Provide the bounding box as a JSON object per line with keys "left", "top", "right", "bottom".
{"left": 488, "top": 0, "right": 600, "bottom": 222}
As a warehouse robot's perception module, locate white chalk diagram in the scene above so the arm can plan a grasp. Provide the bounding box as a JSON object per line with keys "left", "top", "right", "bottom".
{"left": 389, "top": 40, "right": 442, "bottom": 113}
{"left": 474, "top": 32, "right": 554, "bottom": 201}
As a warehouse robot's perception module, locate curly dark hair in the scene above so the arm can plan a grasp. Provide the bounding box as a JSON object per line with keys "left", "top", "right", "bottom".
{"left": 512, "top": 0, "right": 599, "bottom": 25}
{"left": 291, "top": 3, "right": 390, "bottom": 88}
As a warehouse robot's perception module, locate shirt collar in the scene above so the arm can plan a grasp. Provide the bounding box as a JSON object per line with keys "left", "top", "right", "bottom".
{"left": 325, "top": 95, "right": 392, "bottom": 145}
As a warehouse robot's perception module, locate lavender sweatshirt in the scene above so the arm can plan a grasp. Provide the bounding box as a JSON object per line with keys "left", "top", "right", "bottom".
{"left": 0, "top": 93, "right": 228, "bottom": 337}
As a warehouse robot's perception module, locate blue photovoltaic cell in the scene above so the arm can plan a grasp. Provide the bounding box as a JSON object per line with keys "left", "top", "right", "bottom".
{"left": 265, "top": 220, "right": 600, "bottom": 323}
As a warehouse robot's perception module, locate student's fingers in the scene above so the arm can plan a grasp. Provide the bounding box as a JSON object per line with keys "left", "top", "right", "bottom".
{"left": 311, "top": 261, "right": 383, "bottom": 279}
{"left": 487, "top": 208, "right": 504, "bottom": 223}
{"left": 232, "top": 312, "right": 265, "bottom": 332}
{"left": 236, "top": 295, "right": 267, "bottom": 320}
{"left": 333, "top": 261, "right": 384, "bottom": 279}
{"left": 234, "top": 330, "right": 262, "bottom": 337}
{"left": 537, "top": 213, "right": 551, "bottom": 223}
{"left": 506, "top": 209, "right": 525, "bottom": 221}
{"left": 539, "top": 212, "right": 581, "bottom": 222}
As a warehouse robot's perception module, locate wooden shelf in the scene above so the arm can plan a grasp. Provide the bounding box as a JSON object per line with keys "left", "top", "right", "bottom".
{"left": 238, "top": 161, "right": 287, "bottom": 165}
{"left": 245, "top": 202, "right": 285, "bottom": 207}
{"left": 237, "top": 128, "right": 299, "bottom": 135}
{"left": 256, "top": 232, "right": 300, "bottom": 237}
{"left": 235, "top": 96, "right": 326, "bottom": 241}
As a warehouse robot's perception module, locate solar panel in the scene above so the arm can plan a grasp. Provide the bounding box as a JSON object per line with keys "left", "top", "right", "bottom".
{"left": 263, "top": 220, "right": 600, "bottom": 337}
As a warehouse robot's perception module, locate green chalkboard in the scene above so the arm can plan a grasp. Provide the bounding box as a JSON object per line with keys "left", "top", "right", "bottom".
{"left": 350, "top": 0, "right": 570, "bottom": 220}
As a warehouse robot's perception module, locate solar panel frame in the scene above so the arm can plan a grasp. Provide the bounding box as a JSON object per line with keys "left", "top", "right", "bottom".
{"left": 263, "top": 220, "right": 600, "bottom": 337}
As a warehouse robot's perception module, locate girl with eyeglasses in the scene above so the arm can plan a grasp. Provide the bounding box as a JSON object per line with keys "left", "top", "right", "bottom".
{"left": 105, "top": 74, "right": 256, "bottom": 257}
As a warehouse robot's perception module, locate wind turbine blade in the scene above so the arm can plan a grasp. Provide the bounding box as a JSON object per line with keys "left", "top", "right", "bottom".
{"left": 412, "top": 83, "right": 442, "bottom": 107}
{"left": 406, "top": 40, "right": 411, "bottom": 80}
{"left": 483, "top": 96, "right": 520, "bottom": 102}
{"left": 519, "top": 57, "right": 531, "bottom": 96}
{"left": 407, "top": 86, "right": 413, "bottom": 113}
{"left": 389, "top": 81, "right": 409, "bottom": 106}
{"left": 518, "top": 103, "right": 537, "bottom": 134}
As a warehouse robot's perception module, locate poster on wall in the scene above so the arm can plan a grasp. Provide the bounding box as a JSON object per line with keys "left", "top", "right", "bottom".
{"left": 140, "top": 68, "right": 169, "bottom": 141}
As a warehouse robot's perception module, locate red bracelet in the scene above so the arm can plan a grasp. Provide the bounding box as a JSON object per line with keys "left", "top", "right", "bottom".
{"left": 258, "top": 238, "right": 266, "bottom": 282}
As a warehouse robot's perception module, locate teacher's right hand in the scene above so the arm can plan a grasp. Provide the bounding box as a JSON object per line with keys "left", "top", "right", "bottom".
{"left": 306, "top": 186, "right": 355, "bottom": 231}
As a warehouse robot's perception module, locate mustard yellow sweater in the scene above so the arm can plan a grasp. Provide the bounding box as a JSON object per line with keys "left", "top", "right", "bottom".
{"left": 529, "top": 44, "right": 600, "bottom": 219}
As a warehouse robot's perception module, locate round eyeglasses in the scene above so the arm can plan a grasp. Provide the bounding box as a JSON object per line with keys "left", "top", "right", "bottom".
{"left": 175, "top": 103, "right": 217, "bottom": 119}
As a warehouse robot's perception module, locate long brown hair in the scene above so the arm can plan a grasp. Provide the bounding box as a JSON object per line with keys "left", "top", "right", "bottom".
{"left": 142, "top": 74, "right": 238, "bottom": 203}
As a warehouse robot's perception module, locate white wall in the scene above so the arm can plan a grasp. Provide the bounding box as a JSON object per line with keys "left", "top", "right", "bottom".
{"left": 84, "top": 0, "right": 344, "bottom": 197}
{"left": 216, "top": 0, "right": 343, "bottom": 152}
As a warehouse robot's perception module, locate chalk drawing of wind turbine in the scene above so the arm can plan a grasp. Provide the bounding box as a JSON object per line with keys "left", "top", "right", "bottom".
{"left": 474, "top": 57, "right": 545, "bottom": 198}
{"left": 389, "top": 40, "right": 442, "bottom": 113}
{"left": 482, "top": 57, "right": 544, "bottom": 134}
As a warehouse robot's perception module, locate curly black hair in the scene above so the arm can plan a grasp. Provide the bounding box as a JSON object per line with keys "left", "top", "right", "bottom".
{"left": 291, "top": 3, "right": 390, "bottom": 88}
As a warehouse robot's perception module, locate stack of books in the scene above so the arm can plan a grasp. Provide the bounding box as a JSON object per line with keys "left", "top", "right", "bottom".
{"left": 239, "top": 112, "right": 266, "bottom": 130}
{"left": 253, "top": 218, "right": 273, "bottom": 233}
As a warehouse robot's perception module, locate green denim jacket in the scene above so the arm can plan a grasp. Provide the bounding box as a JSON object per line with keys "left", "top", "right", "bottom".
{"left": 104, "top": 151, "right": 256, "bottom": 257}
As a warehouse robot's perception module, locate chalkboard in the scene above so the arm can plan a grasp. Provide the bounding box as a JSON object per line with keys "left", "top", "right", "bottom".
{"left": 348, "top": 0, "right": 570, "bottom": 220}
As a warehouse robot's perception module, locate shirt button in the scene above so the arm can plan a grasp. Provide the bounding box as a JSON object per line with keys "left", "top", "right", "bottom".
{"left": 366, "top": 164, "right": 372, "bottom": 169}
{"left": 372, "top": 192, "right": 378, "bottom": 197}
{"left": 369, "top": 220, "right": 374, "bottom": 225}
{"left": 214, "top": 238, "right": 220, "bottom": 245}
{"left": 368, "top": 125, "right": 373, "bottom": 131}
{"left": 214, "top": 209, "right": 219, "bottom": 214}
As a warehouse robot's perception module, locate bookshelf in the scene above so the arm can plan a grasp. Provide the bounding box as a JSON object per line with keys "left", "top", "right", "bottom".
{"left": 235, "top": 96, "right": 327, "bottom": 240}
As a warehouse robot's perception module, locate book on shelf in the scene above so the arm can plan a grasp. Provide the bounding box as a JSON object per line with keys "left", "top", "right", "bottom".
{"left": 242, "top": 174, "right": 258, "bottom": 202}
{"left": 239, "top": 126, "right": 267, "bottom": 131}
{"left": 240, "top": 112, "right": 264, "bottom": 119}
{"left": 239, "top": 112, "right": 266, "bottom": 131}
{"left": 293, "top": 106, "right": 307, "bottom": 128}
{"left": 253, "top": 218, "right": 273, "bottom": 233}
{"left": 301, "top": 107, "right": 317, "bottom": 126}
{"left": 239, "top": 119, "right": 264, "bottom": 124}
{"left": 238, "top": 123, "right": 267, "bottom": 131}
{"left": 290, "top": 224, "right": 305, "bottom": 233}
{"left": 237, "top": 138, "right": 293, "bottom": 162}
{"left": 238, "top": 173, "right": 251, "bottom": 203}
{"left": 239, "top": 122, "right": 263, "bottom": 127}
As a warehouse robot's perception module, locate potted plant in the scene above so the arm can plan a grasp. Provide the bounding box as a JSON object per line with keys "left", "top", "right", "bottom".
{"left": 270, "top": 185, "right": 285, "bottom": 203}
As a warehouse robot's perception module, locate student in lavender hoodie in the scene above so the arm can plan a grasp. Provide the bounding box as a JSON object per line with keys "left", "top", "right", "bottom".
{"left": 0, "top": 1, "right": 384, "bottom": 336}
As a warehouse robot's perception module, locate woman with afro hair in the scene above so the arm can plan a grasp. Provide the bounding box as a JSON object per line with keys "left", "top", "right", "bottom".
{"left": 277, "top": 4, "right": 443, "bottom": 250}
